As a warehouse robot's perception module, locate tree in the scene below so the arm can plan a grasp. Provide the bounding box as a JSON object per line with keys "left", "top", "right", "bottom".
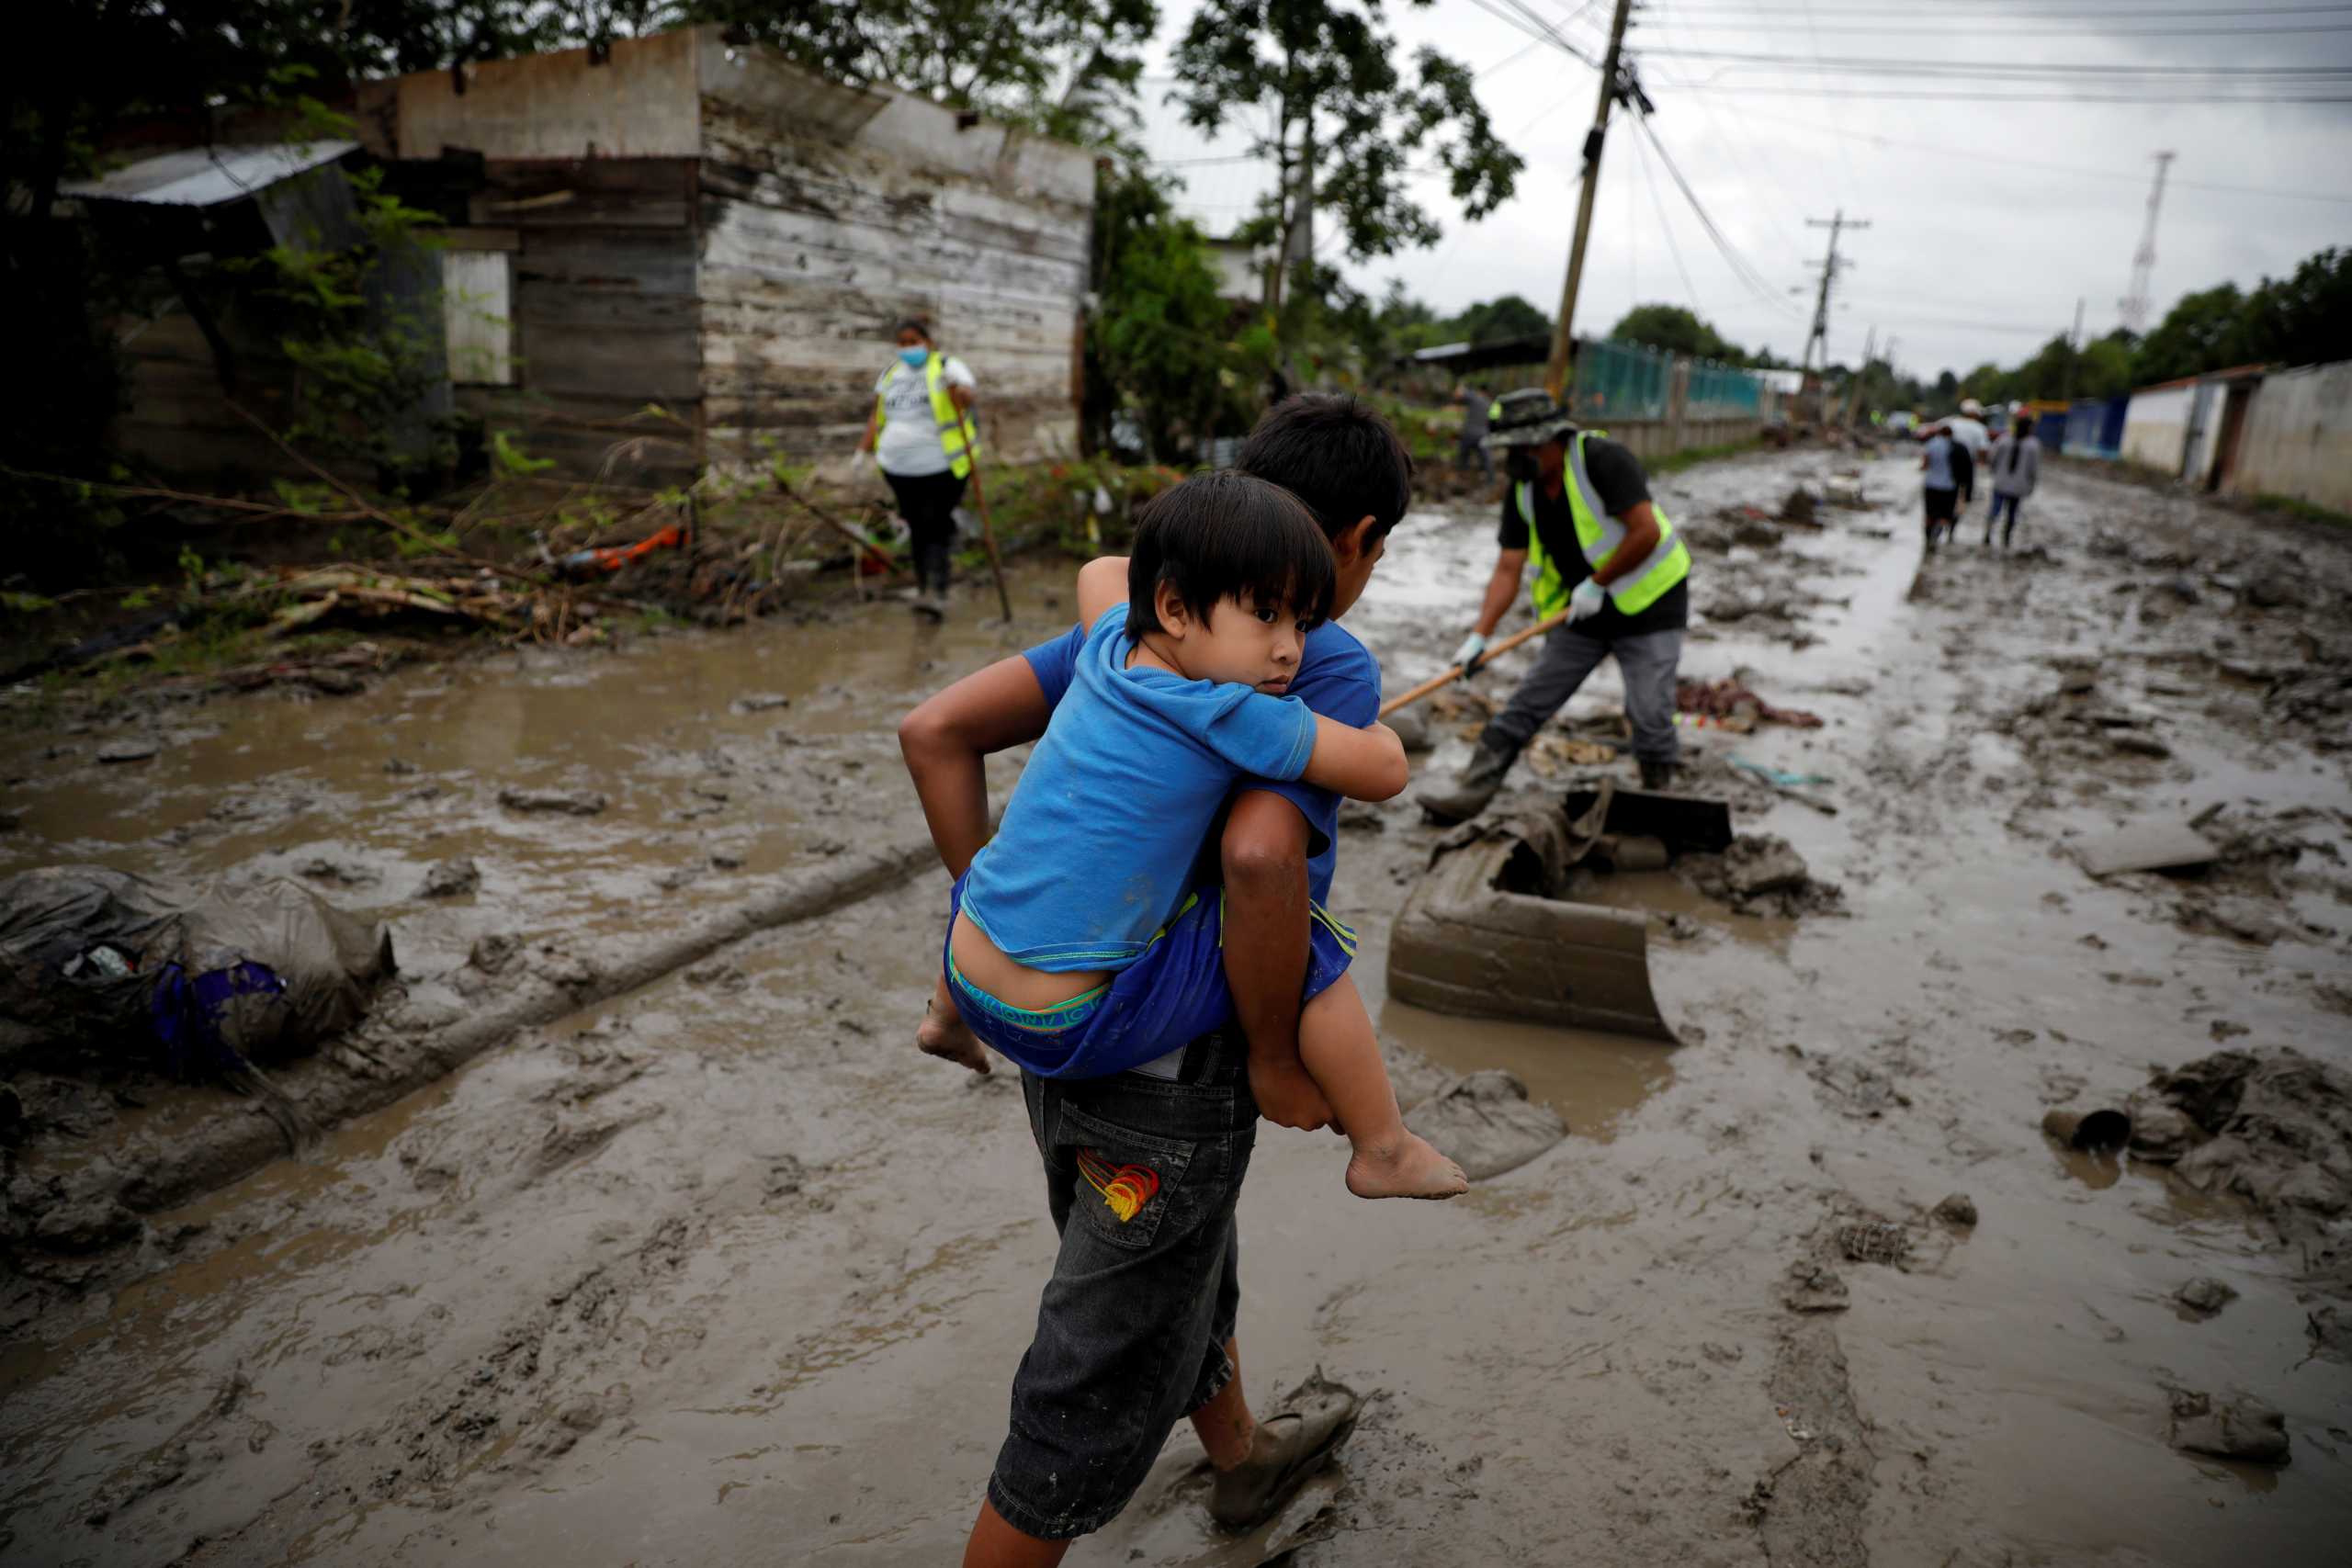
{"left": 1609, "top": 303, "right": 1737, "bottom": 361}
{"left": 2235, "top": 246, "right": 2352, "bottom": 370}
{"left": 1170, "top": 0, "right": 1521, "bottom": 313}
{"left": 680, "top": 0, "right": 1159, "bottom": 145}
{"left": 1453, "top": 293, "right": 1550, "bottom": 344}
{"left": 2131, "top": 283, "right": 2247, "bottom": 386}
{"left": 1085, "top": 166, "right": 1263, "bottom": 458}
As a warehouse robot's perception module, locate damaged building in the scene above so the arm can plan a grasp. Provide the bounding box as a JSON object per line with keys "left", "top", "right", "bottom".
{"left": 65, "top": 26, "right": 1093, "bottom": 487}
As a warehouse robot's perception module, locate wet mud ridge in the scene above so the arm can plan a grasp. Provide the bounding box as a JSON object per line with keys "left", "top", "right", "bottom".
{"left": 6, "top": 452, "right": 2352, "bottom": 1566}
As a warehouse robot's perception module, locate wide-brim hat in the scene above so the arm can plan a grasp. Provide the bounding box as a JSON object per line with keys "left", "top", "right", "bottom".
{"left": 1486, "top": 388, "right": 1578, "bottom": 448}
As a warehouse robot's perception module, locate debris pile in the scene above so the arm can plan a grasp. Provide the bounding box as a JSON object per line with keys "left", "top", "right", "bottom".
{"left": 1679, "top": 834, "right": 1845, "bottom": 918}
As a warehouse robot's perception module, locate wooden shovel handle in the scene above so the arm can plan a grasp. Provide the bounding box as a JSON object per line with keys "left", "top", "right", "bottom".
{"left": 1377, "top": 608, "right": 1574, "bottom": 719}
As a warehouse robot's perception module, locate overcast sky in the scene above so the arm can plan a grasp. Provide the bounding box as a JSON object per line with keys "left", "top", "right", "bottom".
{"left": 1127, "top": 0, "right": 2352, "bottom": 380}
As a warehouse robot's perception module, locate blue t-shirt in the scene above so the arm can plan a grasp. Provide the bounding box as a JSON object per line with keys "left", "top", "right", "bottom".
{"left": 963, "top": 604, "right": 1318, "bottom": 972}
{"left": 1023, "top": 614, "right": 1383, "bottom": 908}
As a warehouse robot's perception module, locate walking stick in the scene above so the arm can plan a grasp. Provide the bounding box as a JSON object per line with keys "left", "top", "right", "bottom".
{"left": 954, "top": 406, "right": 1014, "bottom": 622}
{"left": 1377, "top": 608, "right": 1574, "bottom": 719}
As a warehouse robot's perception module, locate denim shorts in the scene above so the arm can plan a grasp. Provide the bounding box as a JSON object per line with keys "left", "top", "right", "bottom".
{"left": 988, "top": 1027, "right": 1259, "bottom": 1540}
{"left": 943, "top": 873, "right": 1355, "bottom": 1079}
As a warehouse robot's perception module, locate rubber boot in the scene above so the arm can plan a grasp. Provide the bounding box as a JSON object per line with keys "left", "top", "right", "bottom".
{"left": 1638, "top": 758, "right": 1679, "bottom": 791}
{"left": 1418, "top": 737, "right": 1519, "bottom": 824}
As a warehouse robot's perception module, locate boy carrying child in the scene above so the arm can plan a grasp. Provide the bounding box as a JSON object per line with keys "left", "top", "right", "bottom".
{"left": 899, "top": 397, "right": 1430, "bottom": 1562}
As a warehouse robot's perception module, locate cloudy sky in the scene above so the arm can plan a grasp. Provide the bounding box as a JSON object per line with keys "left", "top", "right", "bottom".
{"left": 1125, "top": 0, "right": 2352, "bottom": 380}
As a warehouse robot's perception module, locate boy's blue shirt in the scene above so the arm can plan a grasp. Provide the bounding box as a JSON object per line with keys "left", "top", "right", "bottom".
{"left": 962, "top": 605, "right": 1319, "bottom": 971}
{"left": 1023, "top": 613, "right": 1383, "bottom": 908}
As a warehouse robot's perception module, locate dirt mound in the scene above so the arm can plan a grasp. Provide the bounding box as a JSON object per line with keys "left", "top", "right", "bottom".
{"left": 1679, "top": 834, "right": 1845, "bottom": 918}
{"left": 2128, "top": 1048, "right": 2352, "bottom": 1225}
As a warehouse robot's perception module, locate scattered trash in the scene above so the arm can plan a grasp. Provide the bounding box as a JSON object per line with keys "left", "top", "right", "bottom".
{"left": 2176, "top": 1278, "right": 2237, "bottom": 1318}
{"left": 1676, "top": 678, "right": 1825, "bottom": 731}
{"left": 1837, "top": 1220, "right": 1910, "bottom": 1266}
{"left": 0, "top": 865, "right": 394, "bottom": 1078}
{"left": 419, "top": 857, "right": 481, "bottom": 898}
{"left": 1932, "top": 1192, "right": 1978, "bottom": 1228}
{"left": 2042, "top": 1106, "right": 2132, "bottom": 1152}
{"left": 733, "top": 693, "right": 792, "bottom": 713}
{"left": 2075, "top": 821, "right": 2218, "bottom": 879}
{"left": 499, "top": 786, "right": 608, "bottom": 817}
{"left": 2167, "top": 1390, "right": 2290, "bottom": 1465}
{"left": 1782, "top": 1260, "right": 1849, "bottom": 1314}
{"left": 96, "top": 739, "right": 159, "bottom": 764}
{"left": 1728, "top": 756, "right": 1838, "bottom": 817}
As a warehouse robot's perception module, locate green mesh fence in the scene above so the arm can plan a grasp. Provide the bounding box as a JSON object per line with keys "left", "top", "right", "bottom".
{"left": 1686, "top": 358, "right": 1763, "bottom": 418}
{"left": 1569, "top": 338, "right": 1673, "bottom": 422}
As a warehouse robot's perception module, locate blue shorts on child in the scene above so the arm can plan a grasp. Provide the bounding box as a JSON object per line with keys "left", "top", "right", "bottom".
{"left": 943, "top": 873, "right": 1356, "bottom": 1078}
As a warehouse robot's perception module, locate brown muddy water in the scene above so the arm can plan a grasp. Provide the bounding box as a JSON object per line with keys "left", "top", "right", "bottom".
{"left": 4, "top": 450, "right": 2349, "bottom": 1566}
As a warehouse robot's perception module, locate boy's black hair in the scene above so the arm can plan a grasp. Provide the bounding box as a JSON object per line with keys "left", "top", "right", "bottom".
{"left": 1126, "top": 470, "right": 1337, "bottom": 640}
{"left": 895, "top": 316, "right": 934, "bottom": 341}
{"left": 1236, "top": 392, "right": 1415, "bottom": 543}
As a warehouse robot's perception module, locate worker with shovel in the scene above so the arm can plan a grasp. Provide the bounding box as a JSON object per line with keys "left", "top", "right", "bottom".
{"left": 1419, "top": 389, "right": 1692, "bottom": 822}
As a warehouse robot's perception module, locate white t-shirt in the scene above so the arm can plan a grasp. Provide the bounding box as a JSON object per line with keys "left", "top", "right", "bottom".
{"left": 1944, "top": 415, "right": 1991, "bottom": 459}
{"left": 874, "top": 355, "right": 978, "bottom": 477}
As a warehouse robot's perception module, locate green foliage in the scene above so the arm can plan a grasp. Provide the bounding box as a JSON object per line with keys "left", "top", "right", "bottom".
{"left": 1610, "top": 304, "right": 1738, "bottom": 363}
{"left": 1085, "top": 166, "right": 1271, "bottom": 458}
{"left": 492, "top": 429, "right": 557, "bottom": 479}
{"left": 681, "top": 0, "right": 1159, "bottom": 148}
{"left": 1170, "top": 0, "right": 1521, "bottom": 321}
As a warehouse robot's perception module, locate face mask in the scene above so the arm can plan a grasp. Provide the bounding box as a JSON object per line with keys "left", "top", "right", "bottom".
{"left": 899, "top": 346, "right": 929, "bottom": 367}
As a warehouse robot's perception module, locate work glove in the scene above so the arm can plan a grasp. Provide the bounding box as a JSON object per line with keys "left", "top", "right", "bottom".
{"left": 1566, "top": 579, "right": 1608, "bottom": 622}
{"left": 1452, "top": 630, "right": 1488, "bottom": 676}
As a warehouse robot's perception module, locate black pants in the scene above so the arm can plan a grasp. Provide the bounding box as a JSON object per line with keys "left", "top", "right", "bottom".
{"left": 882, "top": 468, "right": 967, "bottom": 593}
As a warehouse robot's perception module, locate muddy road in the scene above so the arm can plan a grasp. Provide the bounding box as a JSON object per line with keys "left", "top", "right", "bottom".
{"left": 4, "top": 448, "right": 2348, "bottom": 1565}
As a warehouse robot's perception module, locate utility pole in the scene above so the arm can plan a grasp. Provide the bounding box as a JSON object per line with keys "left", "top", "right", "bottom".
{"left": 2119, "top": 152, "right": 2175, "bottom": 334}
{"left": 1800, "top": 209, "right": 1870, "bottom": 385}
{"left": 1842, "top": 324, "right": 1875, "bottom": 427}
{"left": 1544, "top": 0, "right": 1635, "bottom": 403}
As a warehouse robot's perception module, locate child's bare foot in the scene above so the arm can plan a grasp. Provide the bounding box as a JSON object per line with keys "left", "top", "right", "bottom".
{"left": 1344, "top": 1131, "right": 1468, "bottom": 1200}
{"left": 915, "top": 996, "right": 990, "bottom": 1075}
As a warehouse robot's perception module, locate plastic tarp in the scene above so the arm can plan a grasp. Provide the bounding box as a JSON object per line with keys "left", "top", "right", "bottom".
{"left": 0, "top": 866, "right": 395, "bottom": 1076}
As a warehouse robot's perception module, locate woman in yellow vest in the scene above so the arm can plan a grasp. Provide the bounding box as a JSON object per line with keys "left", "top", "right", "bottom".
{"left": 853, "top": 317, "right": 978, "bottom": 619}
{"left": 1419, "top": 389, "right": 1693, "bottom": 822}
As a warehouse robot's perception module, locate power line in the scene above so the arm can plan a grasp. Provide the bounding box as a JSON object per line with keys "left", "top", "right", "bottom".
{"left": 1631, "top": 114, "right": 1701, "bottom": 311}
{"left": 1653, "top": 1, "right": 2352, "bottom": 14}
{"left": 1652, "top": 19, "right": 2352, "bottom": 37}
{"left": 1635, "top": 49, "right": 2352, "bottom": 74}
{"left": 1679, "top": 85, "right": 2352, "bottom": 101}
{"left": 1629, "top": 109, "right": 1810, "bottom": 325}
{"left": 1463, "top": 0, "right": 1600, "bottom": 66}
{"left": 1708, "top": 104, "right": 2352, "bottom": 206}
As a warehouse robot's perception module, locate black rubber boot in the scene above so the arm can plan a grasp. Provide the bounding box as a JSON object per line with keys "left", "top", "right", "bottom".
{"left": 1418, "top": 736, "right": 1520, "bottom": 824}
{"left": 1638, "top": 758, "right": 1679, "bottom": 791}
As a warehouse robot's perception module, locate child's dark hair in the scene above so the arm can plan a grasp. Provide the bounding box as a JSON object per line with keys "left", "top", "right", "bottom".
{"left": 1237, "top": 393, "right": 1414, "bottom": 542}
{"left": 1126, "top": 470, "right": 1337, "bottom": 640}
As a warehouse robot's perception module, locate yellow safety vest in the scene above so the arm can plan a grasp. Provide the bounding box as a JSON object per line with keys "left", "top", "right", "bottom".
{"left": 875, "top": 352, "right": 976, "bottom": 479}
{"left": 1514, "top": 430, "right": 1690, "bottom": 618}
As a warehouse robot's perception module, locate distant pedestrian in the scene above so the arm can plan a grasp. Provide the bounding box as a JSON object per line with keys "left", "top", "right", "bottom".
{"left": 1984, "top": 413, "right": 2041, "bottom": 549}
{"left": 1920, "top": 425, "right": 1961, "bottom": 550}
{"left": 1946, "top": 396, "right": 1991, "bottom": 520}
{"left": 854, "top": 317, "right": 978, "bottom": 619}
{"left": 1453, "top": 384, "right": 1494, "bottom": 480}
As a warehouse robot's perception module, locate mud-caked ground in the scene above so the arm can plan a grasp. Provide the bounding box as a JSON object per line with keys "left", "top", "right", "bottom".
{"left": 3, "top": 448, "right": 2348, "bottom": 1565}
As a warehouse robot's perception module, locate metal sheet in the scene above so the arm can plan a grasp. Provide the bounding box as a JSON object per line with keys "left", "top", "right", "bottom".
{"left": 62, "top": 141, "right": 357, "bottom": 209}
{"left": 2076, "top": 821, "right": 2218, "bottom": 879}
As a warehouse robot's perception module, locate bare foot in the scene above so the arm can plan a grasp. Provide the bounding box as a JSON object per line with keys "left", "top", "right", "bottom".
{"left": 1344, "top": 1131, "right": 1468, "bottom": 1200}
{"left": 915, "top": 996, "right": 991, "bottom": 1075}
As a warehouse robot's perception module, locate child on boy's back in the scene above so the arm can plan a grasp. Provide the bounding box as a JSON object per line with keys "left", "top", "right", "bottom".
{"left": 911, "top": 470, "right": 1467, "bottom": 1201}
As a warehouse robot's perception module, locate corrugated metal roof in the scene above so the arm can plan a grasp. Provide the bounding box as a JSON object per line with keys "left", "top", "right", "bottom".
{"left": 61, "top": 141, "right": 358, "bottom": 208}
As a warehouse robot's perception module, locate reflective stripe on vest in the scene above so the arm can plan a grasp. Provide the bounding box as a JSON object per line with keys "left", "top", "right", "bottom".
{"left": 875, "top": 353, "right": 976, "bottom": 479}
{"left": 1515, "top": 430, "right": 1690, "bottom": 619}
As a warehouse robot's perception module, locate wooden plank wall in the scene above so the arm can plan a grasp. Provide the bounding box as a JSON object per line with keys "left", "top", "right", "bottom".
{"left": 463, "top": 158, "right": 704, "bottom": 483}
{"left": 695, "top": 93, "right": 1091, "bottom": 474}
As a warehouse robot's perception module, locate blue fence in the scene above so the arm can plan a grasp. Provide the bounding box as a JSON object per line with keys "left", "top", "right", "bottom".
{"left": 2065, "top": 397, "right": 2127, "bottom": 459}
